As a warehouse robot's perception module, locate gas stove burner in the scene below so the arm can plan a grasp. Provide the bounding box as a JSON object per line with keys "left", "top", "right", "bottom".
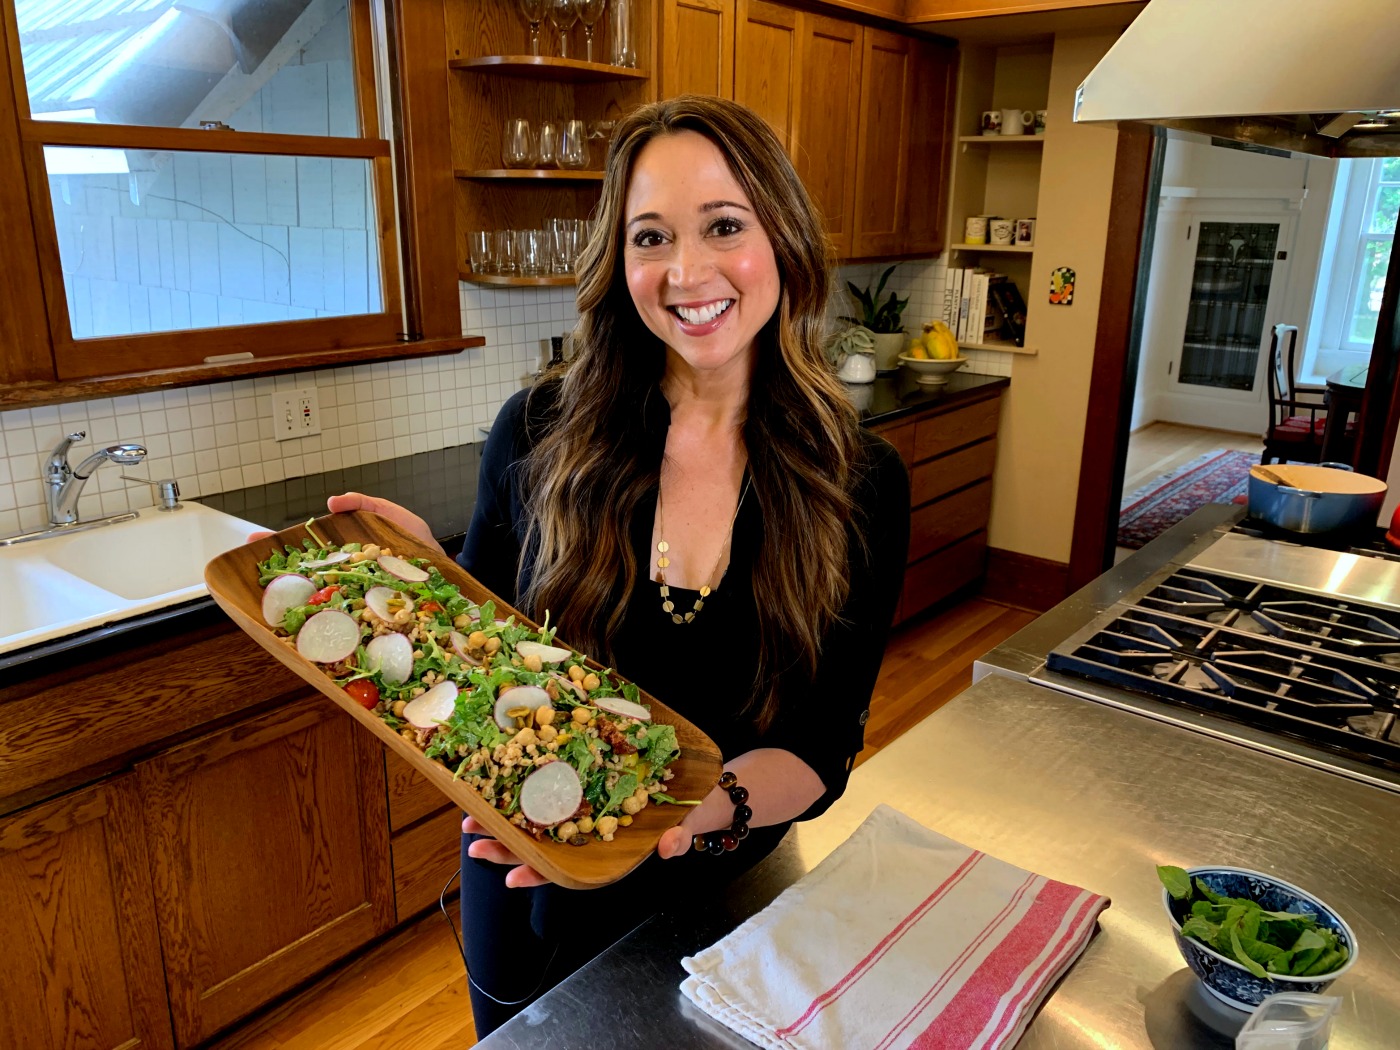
{"left": 1251, "top": 601, "right": 1400, "bottom": 659}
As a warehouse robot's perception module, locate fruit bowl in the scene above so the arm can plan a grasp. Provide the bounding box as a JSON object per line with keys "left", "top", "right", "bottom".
{"left": 898, "top": 354, "right": 967, "bottom": 386}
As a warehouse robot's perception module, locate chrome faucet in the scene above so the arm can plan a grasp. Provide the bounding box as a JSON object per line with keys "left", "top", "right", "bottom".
{"left": 46, "top": 431, "right": 148, "bottom": 526}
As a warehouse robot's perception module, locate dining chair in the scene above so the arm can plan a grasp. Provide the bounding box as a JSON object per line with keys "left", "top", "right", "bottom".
{"left": 1260, "top": 323, "right": 1352, "bottom": 464}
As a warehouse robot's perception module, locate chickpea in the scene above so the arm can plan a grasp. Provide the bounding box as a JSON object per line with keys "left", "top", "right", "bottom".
{"left": 363, "top": 544, "right": 381, "bottom": 559}
{"left": 513, "top": 727, "right": 537, "bottom": 747}
{"left": 391, "top": 699, "right": 407, "bottom": 717}
{"left": 522, "top": 653, "right": 543, "bottom": 673}
{"left": 576, "top": 815, "right": 595, "bottom": 834}
{"left": 595, "top": 815, "right": 618, "bottom": 838}
{"left": 621, "top": 795, "right": 645, "bottom": 815}
{"left": 582, "top": 672, "right": 600, "bottom": 691}
{"left": 568, "top": 665, "right": 586, "bottom": 683}
{"left": 556, "top": 821, "right": 578, "bottom": 840}
{"left": 468, "top": 630, "right": 487, "bottom": 649}
{"left": 485, "top": 637, "right": 501, "bottom": 654}
{"left": 571, "top": 707, "right": 591, "bottom": 725}
{"left": 538, "top": 725, "right": 558, "bottom": 744}
{"left": 453, "top": 613, "right": 472, "bottom": 629}
{"left": 399, "top": 728, "right": 415, "bottom": 741}
{"left": 535, "top": 706, "right": 556, "bottom": 727}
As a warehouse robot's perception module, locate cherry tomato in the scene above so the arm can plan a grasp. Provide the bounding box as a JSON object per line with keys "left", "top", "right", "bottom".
{"left": 420, "top": 601, "right": 443, "bottom": 614}
{"left": 307, "top": 585, "right": 340, "bottom": 605}
{"left": 345, "top": 679, "right": 380, "bottom": 710}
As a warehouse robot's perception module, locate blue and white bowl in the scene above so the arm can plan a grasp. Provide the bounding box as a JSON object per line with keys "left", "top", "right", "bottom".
{"left": 1163, "top": 866, "right": 1359, "bottom": 1011}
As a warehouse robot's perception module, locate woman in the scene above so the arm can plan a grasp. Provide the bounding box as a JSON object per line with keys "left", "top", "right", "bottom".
{"left": 332, "top": 95, "right": 909, "bottom": 1035}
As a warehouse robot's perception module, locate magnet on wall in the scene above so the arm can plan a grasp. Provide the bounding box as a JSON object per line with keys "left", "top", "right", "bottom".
{"left": 1049, "top": 266, "right": 1075, "bottom": 305}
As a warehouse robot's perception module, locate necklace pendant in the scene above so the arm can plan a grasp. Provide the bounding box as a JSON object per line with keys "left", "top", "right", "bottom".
{"left": 699, "top": 585, "right": 711, "bottom": 598}
{"left": 657, "top": 556, "right": 670, "bottom": 568}
{"left": 662, "top": 600, "right": 675, "bottom": 613}
{"left": 659, "top": 583, "right": 670, "bottom": 597}
{"left": 682, "top": 611, "right": 696, "bottom": 623}
{"left": 657, "top": 540, "right": 669, "bottom": 553}
{"left": 671, "top": 613, "right": 685, "bottom": 624}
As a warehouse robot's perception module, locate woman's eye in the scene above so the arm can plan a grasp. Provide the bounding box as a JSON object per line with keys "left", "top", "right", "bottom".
{"left": 631, "top": 229, "right": 666, "bottom": 249}
{"left": 709, "top": 217, "right": 745, "bottom": 237}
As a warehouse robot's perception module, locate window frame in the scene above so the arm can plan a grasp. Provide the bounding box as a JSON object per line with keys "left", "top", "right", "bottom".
{"left": 4, "top": 0, "right": 413, "bottom": 381}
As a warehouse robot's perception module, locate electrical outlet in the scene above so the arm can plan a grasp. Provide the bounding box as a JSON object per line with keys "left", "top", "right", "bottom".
{"left": 273, "top": 387, "right": 322, "bottom": 441}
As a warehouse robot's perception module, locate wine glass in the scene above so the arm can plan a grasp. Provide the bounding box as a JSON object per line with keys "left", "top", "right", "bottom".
{"left": 577, "top": 0, "right": 606, "bottom": 63}
{"left": 502, "top": 118, "right": 534, "bottom": 169}
{"left": 518, "top": 0, "right": 548, "bottom": 55}
{"left": 559, "top": 119, "right": 589, "bottom": 170}
{"left": 549, "top": 0, "right": 579, "bottom": 59}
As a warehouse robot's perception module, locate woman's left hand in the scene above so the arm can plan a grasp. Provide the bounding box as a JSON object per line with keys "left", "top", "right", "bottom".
{"left": 462, "top": 816, "right": 555, "bottom": 888}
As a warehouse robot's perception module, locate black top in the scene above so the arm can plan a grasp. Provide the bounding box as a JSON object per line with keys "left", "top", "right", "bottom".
{"left": 458, "top": 386, "right": 910, "bottom": 831}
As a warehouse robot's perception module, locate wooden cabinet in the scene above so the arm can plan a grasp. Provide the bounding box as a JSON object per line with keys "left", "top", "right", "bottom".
{"left": 734, "top": 0, "right": 798, "bottom": 147}
{"left": 385, "top": 748, "right": 462, "bottom": 919}
{"left": 662, "top": 0, "right": 735, "bottom": 98}
{"left": 137, "top": 696, "right": 394, "bottom": 1046}
{"left": 0, "top": 776, "right": 173, "bottom": 1050}
{"left": 871, "top": 388, "right": 1004, "bottom": 622}
{"left": 852, "top": 28, "right": 956, "bottom": 259}
{"left": 793, "top": 13, "right": 863, "bottom": 258}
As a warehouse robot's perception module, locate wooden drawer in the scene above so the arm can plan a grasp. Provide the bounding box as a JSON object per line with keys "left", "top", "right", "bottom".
{"left": 873, "top": 417, "right": 917, "bottom": 467}
{"left": 0, "top": 622, "right": 305, "bottom": 812}
{"left": 391, "top": 807, "right": 463, "bottom": 920}
{"left": 909, "top": 480, "right": 992, "bottom": 563}
{"left": 912, "top": 396, "right": 1001, "bottom": 462}
{"left": 900, "top": 531, "right": 988, "bottom": 621}
{"left": 386, "top": 748, "right": 456, "bottom": 832}
{"left": 910, "top": 438, "right": 996, "bottom": 507}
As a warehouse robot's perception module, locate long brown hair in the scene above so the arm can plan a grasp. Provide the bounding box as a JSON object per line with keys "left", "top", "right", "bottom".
{"left": 520, "top": 95, "right": 862, "bottom": 728}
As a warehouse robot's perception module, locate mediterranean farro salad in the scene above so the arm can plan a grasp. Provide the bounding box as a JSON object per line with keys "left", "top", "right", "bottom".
{"left": 256, "top": 524, "right": 694, "bottom": 844}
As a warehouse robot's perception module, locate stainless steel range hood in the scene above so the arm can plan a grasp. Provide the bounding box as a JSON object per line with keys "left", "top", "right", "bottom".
{"left": 1074, "top": 0, "right": 1400, "bottom": 158}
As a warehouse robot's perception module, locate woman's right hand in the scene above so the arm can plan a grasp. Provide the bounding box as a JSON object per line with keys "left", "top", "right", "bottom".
{"left": 325, "top": 492, "right": 446, "bottom": 555}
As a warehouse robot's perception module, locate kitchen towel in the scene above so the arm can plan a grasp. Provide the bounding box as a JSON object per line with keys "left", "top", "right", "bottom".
{"left": 680, "top": 805, "right": 1110, "bottom": 1050}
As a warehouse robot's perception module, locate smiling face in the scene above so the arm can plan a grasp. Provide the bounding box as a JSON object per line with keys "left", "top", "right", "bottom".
{"left": 622, "top": 130, "right": 781, "bottom": 387}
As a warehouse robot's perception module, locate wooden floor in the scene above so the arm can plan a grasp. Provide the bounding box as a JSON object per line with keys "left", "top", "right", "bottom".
{"left": 1122, "top": 421, "right": 1263, "bottom": 495}
{"left": 208, "top": 596, "right": 1036, "bottom": 1050}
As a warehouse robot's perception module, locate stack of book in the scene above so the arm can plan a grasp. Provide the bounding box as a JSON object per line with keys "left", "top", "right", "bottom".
{"left": 942, "top": 268, "right": 1027, "bottom": 348}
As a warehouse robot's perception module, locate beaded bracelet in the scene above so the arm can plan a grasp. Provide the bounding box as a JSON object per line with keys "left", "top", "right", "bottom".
{"left": 692, "top": 770, "right": 753, "bottom": 855}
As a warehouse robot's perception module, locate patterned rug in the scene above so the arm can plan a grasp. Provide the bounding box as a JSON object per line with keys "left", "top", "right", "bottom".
{"left": 1117, "top": 449, "right": 1257, "bottom": 549}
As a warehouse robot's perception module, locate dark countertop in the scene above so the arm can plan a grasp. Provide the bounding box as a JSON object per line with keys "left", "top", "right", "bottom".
{"left": 5, "top": 372, "right": 1006, "bottom": 677}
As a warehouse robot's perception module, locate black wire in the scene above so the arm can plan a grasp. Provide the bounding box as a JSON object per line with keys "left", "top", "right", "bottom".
{"left": 438, "top": 867, "right": 562, "bottom": 1008}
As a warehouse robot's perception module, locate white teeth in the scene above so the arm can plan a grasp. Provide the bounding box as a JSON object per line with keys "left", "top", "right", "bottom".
{"left": 674, "top": 300, "right": 733, "bottom": 325}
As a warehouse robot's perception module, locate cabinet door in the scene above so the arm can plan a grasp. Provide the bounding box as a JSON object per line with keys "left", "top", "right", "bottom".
{"left": 795, "top": 13, "right": 862, "bottom": 259}
{"left": 138, "top": 696, "right": 393, "bottom": 1047}
{"left": 661, "top": 0, "right": 735, "bottom": 99}
{"left": 851, "top": 28, "right": 914, "bottom": 258}
{"left": 0, "top": 777, "right": 173, "bottom": 1050}
{"left": 902, "top": 38, "right": 956, "bottom": 256}
{"left": 734, "top": 0, "right": 799, "bottom": 150}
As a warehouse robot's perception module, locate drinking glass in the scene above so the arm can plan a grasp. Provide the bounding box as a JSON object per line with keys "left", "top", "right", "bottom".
{"left": 519, "top": 229, "right": 547, "bottom": 276}
{"left": 494, "top": 229, "right": 518, "bottom": 274}
{"left": 468, "top": 230, "right": 493, "bottom": 274}
{"left": 549, "top": 0, "right": 579, "bottom": 59}
{"left": 535, "top": 120, "right": 560, "bottom": 168}
{"left": 518, "top": 0, "right": 548, "bottom": 55}
{"left": 502, "top": 118, "right": 534, "bottom": 169}
{"left": 549, "top": 217, "right": 575, "bottom": 274}
{"left": 559, "top": 119, "right": 589, "bottom": 169}
{"left": 577, "top": 0, "right": 606, "bottom": 63}
{"left": 608, "top": 0, "right": 635, "bottom": 67}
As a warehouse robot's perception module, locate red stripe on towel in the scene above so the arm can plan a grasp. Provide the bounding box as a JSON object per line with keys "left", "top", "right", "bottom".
{"left": 907, "top": 883, "right": 1104, "bottom": 1050}
{"left": 873, "top": 873, "right": 1041, "bottom": 1050}
{"left": 773, "top": 850, "right": 986, "bottom": 1040}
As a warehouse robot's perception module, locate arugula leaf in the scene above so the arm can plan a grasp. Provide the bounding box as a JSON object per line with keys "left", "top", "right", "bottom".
{"left": 599, "top": 773, "right": 639, "bottom": 818}
{"left": 640, "top": 723, "right": 679, "bottom": 772}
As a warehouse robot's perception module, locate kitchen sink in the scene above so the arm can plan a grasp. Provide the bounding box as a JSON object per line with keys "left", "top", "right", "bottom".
{"left": 0, "top": 501, "right": 267, "bottom": 656}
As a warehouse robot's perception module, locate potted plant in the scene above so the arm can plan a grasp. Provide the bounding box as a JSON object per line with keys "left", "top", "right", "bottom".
{"left": 840, "top": 264, "right": 908, "bottom": 373}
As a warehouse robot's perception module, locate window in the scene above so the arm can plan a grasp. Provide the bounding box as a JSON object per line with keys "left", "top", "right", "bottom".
{"left": 6, "top": 0, "right": 410, "bottom": 379}
{"left": 1304, "top": 157, "right": 1398, "bottom": 378}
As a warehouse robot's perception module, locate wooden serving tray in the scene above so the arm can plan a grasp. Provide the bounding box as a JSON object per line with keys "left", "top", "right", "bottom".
{"left": 203, "top": 511, "right": 723, "bottom": 890}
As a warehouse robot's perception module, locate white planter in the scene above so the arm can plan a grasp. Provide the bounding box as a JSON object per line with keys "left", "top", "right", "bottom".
{"left": 866, "top": 331, "right": 907, "bottom": 374}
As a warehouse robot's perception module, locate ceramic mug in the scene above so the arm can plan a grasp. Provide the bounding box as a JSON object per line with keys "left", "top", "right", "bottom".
{"left": 1034, "top": 109, "right": 1047, "bottom": 135}
{"left": 1000, "top": 108, "right": 1033, "bottom": 137}
{"left": 964, "top": 215, "right": 989, "bottom": 245}
{"left": 989, "top": 218, "right": 1014, "bottom": 245}
{"left": 980, "top": 110, "right": 1002, "bottom": 136}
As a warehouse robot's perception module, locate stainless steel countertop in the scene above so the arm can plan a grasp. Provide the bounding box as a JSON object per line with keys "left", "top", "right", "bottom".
{"left": 477, "top": 673, "right": 1400, "bottom": 1049}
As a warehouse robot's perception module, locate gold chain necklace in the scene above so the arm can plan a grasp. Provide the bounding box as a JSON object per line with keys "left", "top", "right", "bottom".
{"left": 655, "top": 474, "right": 752, "bottom": 624}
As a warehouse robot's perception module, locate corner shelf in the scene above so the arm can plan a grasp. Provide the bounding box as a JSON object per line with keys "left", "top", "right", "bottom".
{"left": 949, "top": 243, "right": 1035, "bottom": 253}
{"left": 450, "top": 56, "right": 648, "bottom": 82}
{"left": 459, "top": 272, "right": 576, "bottom": 287}
{"left": 455, "top": 169, "right": 604, "bottom": 181}
{"left": 961, "top": 339, "right": 1037, "bottom": 355}
{"left": 958, "top": 134, "right": 1046, "bottom": 145}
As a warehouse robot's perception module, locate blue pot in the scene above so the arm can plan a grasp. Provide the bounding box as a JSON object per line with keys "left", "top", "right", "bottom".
{"left": 1247, "top": 465, "right": 1386, "bottom": 534}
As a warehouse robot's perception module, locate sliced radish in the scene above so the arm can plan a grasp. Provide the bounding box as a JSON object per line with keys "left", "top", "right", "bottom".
{"left": 262, "top": 575, "right": 317, "bottom": 626}
{"left": 594, "top": 696, "right": 652, "bottom": 722}
{"left": 516, "top": 640, "right": 571, "bottom": 664}
{"left": 519, "top": 761, "right": 583, "bottom": 827}
{"left": 403, "top": 680, "right": 458, "bottom": 728}
{"left": 295, "top": 610, "right": 360, "bottom": 664}
{"left": 550, "top": 672, "right": 586, "bottom": 701}
{"left": 378, "top": 554, "right": 430, "bottom": 583}
{"left": 468, "top": 611, "right": 512, "bottom": 627}
{"left": 366, "top": 586, "right": 414, "bottom": 622}
{"left": 494, "top": 685, "right": 551, "bottom": 729}
{"left": 366, "top": 633, "right": 414, "bottom": 684}
{"left": 302, "top": 551, "right": 352, "bottom": 569}
{"left": 449, "top": 632, "right": 482, "bottom": 665}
